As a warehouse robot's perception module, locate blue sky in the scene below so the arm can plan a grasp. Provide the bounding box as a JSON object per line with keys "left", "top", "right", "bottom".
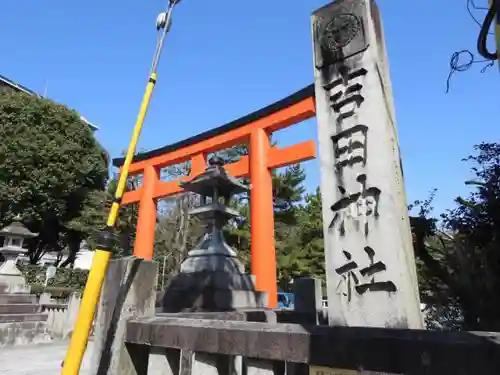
{"left": 1, "top": 0, "right": 498, "bottom": 215}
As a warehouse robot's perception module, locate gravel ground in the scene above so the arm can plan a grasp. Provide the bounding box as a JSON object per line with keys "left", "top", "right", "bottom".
{"left": 0, "top": 341, "right": 93, "bottom": 375}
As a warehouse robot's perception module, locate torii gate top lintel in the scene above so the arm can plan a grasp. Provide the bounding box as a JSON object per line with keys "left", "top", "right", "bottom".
{"left": 112, "top": 84, "right": 315, "bottom": 173}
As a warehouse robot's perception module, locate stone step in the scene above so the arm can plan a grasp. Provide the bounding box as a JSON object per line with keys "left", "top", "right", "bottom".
{"left": 0, "top": 313, "right": 47, "bottom": 323}
{"left": 0, "top": 321, "right": 52, "bottom": 347}
{"left": 0, "top": 283, "right": 31, "bottom": 294}
{"left": 0, "top": 294, "right": 37, "bottom": 304}
{"left": 0, "top": 304, "right": 40, "bottom": 314}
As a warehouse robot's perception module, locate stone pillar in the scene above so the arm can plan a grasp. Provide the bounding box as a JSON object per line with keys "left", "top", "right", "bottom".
{"left": 289, "top": 278, "right": 324, "bottom": 375}
{"left": 293, "top": 277, "right": 323, "bottom": 322}
{"left": 90, "top": 257, "right": 158, "bottom": 375}
{"left": 311, "top": 0, "right": 423, "bottom": 329}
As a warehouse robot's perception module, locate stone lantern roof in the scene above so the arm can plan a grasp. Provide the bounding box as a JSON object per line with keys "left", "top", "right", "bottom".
{"left": 0, "top": 215, "right": 38, "bottom": 238}
{"left": 180, "top": 156, "right": 249, "bottom": 199}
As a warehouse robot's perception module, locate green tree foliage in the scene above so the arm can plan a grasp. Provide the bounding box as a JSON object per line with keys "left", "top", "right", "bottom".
{"left": 273, "top": 164, "right": 306, "bottom": 224}
{"left": 60, "top": 189, "right": 106, "bottom": 267}
{"left": 0, "top": 91, "right": 108, "bottom": 264}
{"left": 60, "top": 172, "right": 140, "bottom": 265}
{"left": 296, "top": 188, "right": 325, "bottom": 280}
{"left": 412, "top": 142, "right": 500, "bottom": 331}
{"left": 273, "top": 164, "right": 308, "bottom": 290}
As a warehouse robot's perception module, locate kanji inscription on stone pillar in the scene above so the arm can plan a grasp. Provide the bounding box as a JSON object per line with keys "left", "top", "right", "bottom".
{"left": 312, "top": 0, "right": 423, "bottom": 329}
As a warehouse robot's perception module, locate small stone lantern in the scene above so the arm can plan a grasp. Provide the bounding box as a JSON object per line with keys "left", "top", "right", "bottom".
{"left": 179, "top": 156, "right": 248, "bottom": 274}
{"left": 162, "top": 157, "right": 267, "bottom": 312}
{"left": 0, "top": 215, "right": 38, "bottom": 292}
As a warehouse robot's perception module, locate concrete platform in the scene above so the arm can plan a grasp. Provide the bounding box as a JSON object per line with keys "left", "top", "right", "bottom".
{"left": 0, "top": 341, "right": 93, "bottom": 375}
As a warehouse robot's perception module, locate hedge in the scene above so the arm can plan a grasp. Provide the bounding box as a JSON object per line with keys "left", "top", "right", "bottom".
{"left": 29, "top": 285, "right": 78, "bottom": 298}
{"left": 19, "top": 264, "right": 88, "bottom": 294}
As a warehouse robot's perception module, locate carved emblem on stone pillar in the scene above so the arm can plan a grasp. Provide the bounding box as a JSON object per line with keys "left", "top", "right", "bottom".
{"left": 313, "top": 0, "right": 369, "bottom": 68}
{"left": 321, "top": 13, "right": 361, "bottom": 52}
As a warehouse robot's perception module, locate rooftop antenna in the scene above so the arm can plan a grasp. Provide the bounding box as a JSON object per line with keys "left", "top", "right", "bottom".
{"left": 42, "top": 79, "right": 48, "bottom": 98}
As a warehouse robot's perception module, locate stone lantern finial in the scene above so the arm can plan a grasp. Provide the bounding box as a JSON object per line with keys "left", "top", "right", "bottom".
{"left": 208, "top": 155, "right": 224, "bottom": 167}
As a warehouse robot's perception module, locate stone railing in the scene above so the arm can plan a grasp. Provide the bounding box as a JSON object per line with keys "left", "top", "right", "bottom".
{"left": 40, "top": 292, "right": 81, "bottom": 339}
{"left": 38, "top": 291, "right": 75, "bottom": 306}
{"left": 123, "top": 316, "right": 500, "bottom": 375}
{"left": 88, "top": 258, "right": 500, "bottom": 375}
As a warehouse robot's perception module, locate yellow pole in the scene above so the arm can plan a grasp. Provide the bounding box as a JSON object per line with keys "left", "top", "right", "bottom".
{"left": 60, "top": 2, "right": 179, "bottom": 374}
{"left": 60, "top": 75, "right": 156, "bottom": 375}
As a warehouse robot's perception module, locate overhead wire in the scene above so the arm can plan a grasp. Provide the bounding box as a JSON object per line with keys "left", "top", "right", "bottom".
{"left": 446, "top": 51, "right": 494, "bottom": 93}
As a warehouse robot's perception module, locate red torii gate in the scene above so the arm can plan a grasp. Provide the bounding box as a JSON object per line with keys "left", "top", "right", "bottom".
{"left": 112, "top": 85, "right": 316, "bottom": 308}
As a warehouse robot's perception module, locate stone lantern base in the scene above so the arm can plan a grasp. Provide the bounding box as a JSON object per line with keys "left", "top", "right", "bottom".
{"left": 162, "top": 270, "right": 268, "bottom": 312}
{"left": 162, "top": 220, "right": 268, "bottom": 312}
{"left": 0, "top": 249, "right": 30, "bottom": 294}
{"left": 162, "top": 250, "right": 268, "bottom": 312}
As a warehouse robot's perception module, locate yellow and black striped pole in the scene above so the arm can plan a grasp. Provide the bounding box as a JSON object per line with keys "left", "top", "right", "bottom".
{"left": 60, "top": 2, "right": 181, "bottom": 374}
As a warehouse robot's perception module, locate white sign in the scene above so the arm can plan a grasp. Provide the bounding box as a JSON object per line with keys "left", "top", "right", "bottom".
{"left": 45, "top": 265, "right": 57, "bottom": 287}
{"left": 309, "top": 366, "right": 360, "bottom": 375}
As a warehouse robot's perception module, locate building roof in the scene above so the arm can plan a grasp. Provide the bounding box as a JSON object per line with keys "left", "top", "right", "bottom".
{"left": 0, "top": 74, "right": 99, "bottom": 131}
{"left": 0, "top": 74, "right": 35, "bottom": 96}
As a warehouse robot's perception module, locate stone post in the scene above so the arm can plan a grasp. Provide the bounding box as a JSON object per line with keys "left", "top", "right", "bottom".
{"left": 311, "top": 0, "right": 423, "bottom": 329}
{"left": 63, "top": 292, "right": 81, "bottom": 339}
{"left": 293, "top": 277, "right": 323, "bottom": 323}
{"left": 90, "top": 257, "right": 158, "bottom": 375}
{"left": 289, "top": 278, "right": 324, "bottom": 375}
{"left": 39, "top": 292, "right": 52, "bottom": 305}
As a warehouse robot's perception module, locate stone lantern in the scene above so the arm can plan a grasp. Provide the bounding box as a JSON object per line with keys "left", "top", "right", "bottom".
{"left": 0, "top": 215, "right": 38, "bottom": 292}
{"left": 162, "top": 157, "right": 267, "bottom": 312}
{"left": 179, "top": 156, "right": 248, "bottom": 274}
